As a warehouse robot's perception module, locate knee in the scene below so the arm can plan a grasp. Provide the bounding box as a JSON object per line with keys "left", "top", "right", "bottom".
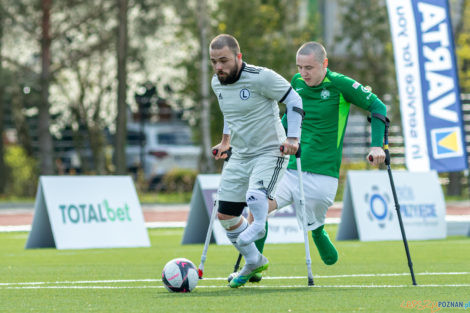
{"left": 218, "top": 215, "right": 242, "bottom": 230}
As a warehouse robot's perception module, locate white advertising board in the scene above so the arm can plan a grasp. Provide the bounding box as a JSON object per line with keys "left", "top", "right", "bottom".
{"left": 25, "top": 176, "right": 150, "bottom": 249}
{"left": 337, "top": 170, "right": 446, "bottom": 241}
{"left": 182, "top": 174, "right": 304, "bottom": 245}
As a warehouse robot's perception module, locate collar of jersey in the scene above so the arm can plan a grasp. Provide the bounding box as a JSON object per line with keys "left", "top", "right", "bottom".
{"left": 322, "top": 68, "right": 331, "bottom": 83}
{"left": 227, "top": 62, "right": 245, "bottom": 84}
{"left": 297, "top": 68, "right": 331, "bottom": 88}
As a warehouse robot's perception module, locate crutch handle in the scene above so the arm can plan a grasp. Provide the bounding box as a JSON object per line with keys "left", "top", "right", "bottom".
{"left": 368, "top": 150, "right": 391, "bottom": 165}
{"left": 212, "top": 147, "right": 232, "bottom": 161}
{"left": 280, "top": 145, "right": 301, "bottom": 158}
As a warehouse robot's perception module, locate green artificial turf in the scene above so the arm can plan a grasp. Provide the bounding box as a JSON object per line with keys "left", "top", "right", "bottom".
{"left": 1, "top": 225, "right": 469, "bottom": 312}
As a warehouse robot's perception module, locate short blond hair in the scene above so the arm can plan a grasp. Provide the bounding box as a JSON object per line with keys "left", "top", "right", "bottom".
{"left": 297, "top": 42, "right": 327, "bottom": 63}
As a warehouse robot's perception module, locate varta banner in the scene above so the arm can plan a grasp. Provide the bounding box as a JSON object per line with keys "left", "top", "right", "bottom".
{"left": 386, "top": 0, "right": 468, "bottom": 172}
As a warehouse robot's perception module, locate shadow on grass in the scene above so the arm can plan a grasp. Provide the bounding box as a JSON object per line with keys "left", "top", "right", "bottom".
{"left": 154, "top": 286, "right": 346, "bottom": 298}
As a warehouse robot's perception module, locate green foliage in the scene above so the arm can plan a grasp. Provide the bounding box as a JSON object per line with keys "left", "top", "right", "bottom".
{"left": 333, "top": 0, "right": 398, "bottom": 122}
{"left": 138, "top": 191, "right": 192, "bottom": 204}
{"left": 456, "top": 1, "right": 470, "bottom": 93}
{"left": 161, "top": 168, "right": 198, "bottom": 193}
{"left": 175, "top": 0, "right": 319, "bottom": 147}
{"left": 3, "top": 145, "right": 38, "bottom": 197}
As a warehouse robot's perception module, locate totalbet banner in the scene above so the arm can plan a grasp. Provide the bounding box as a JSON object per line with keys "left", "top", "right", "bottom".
{"left": 386, "top": 0, "right": 468, "bottom": 172}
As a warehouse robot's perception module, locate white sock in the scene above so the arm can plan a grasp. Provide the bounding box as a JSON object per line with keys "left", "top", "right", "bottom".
{"left": 226, "top": 217, "right": 261, "bottom": 264}
{"left": 246, "top": 189, "right": 268, "bottom": 228}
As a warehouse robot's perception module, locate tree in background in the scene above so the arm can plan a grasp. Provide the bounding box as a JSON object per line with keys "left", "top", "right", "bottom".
{"left": 115, "top": 0, "right": 128, "bottom": 174}
{"left": 0, "top": 4, "right": 4, "bottom": 193}
{"left": 197, "top": 0, "right": 214, "bottom": 173}
{"left": 449, "top": 0, "right": 470, "bottom": 196}
{"left": 173, "top": 0, "right": 317, "bottom": 172}
{"left": 456, "top": 0, "right": 470, "bottom": 93}
{"left": 333, "top": 0, "right": 396, "bottom": 108}
{"left": 2, "top": 0, "right": 117, "bottom": 175}
{"left": 39, "top": 0, "right": 54, "bottom": 175}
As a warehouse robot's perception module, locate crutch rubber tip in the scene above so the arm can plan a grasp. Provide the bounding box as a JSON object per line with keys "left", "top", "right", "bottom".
{"left": 198, "top": 269, "right": 203, "bottom": 279}
{"left": 308, "top": 278, "right": 314, "bottom": 286}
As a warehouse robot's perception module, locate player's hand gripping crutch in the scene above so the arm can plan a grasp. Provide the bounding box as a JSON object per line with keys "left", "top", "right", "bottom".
{"left": 368, "top": 113, "right": 417, "bottom": 286}
{"left": 198, "top": 148, "right": 232, "bottom": 279}
{"left": 281, "top": 145, "right": 314, "bottom": 286}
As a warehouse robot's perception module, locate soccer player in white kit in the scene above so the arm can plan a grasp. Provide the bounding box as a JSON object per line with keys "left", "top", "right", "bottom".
{"left": 210, "top": 34, "right": 303, "bottom": 288}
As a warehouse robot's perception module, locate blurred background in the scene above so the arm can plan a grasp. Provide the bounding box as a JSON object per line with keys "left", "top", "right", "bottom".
{"left": 0, "top": 0, "right": 469, "bottom": 202}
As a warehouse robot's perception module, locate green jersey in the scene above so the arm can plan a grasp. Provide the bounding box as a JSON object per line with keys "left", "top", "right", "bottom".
{"left": 282, "top": 69, "right": 386, "bottom": 178}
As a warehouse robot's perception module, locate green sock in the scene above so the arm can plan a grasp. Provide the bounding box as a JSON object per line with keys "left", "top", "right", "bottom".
{"left": 312, "top": 225, "right": 338, "bottom": 265}
{"left": 254, "top": 221, "right": 268, "bottom": 253}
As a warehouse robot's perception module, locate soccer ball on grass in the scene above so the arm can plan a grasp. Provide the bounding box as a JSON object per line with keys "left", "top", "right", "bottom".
{"left": 161, "top": 258, "right": 199, "bottom": 293}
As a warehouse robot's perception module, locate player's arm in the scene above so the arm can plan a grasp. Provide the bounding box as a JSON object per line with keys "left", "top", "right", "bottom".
{"left": 212, "top": 119, "right": 231, "bottom": 160}
{"left": 335, "top": 74, "right": 386, "bottom": 165}
{"left": 211, "top": 79, "right": 231, "bottom": 160}
{"left": 367, "top": 98, "right": 387, "bottom": 166}
{"left": 258, "top": 69, "right": 303, "bottom": 155}
{"left": 280, "top": 89, "right": 303, "bottom": 155}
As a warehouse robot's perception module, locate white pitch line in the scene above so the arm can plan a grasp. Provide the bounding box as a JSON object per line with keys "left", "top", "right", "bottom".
{"left": 0, "top": 279, "right": 160, "bottom": 286}
{"left": 0, "top": 271, "right": 468, "bottom": 287}
{"left": 4, "top": 284, "right": 470, "bottom": 290}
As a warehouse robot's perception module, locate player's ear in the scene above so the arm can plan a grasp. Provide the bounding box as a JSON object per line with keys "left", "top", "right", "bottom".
{"left": 323, "top": 58, "right": 328, "bottom": 69}
{"left": 237, "top": 53, "right": 242, "bottom": 61}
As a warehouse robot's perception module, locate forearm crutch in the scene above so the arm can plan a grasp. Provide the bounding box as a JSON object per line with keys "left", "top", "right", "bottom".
{"left": 281, "top": 145, "right": 314, "bottom": 286}
{"left": 295, "top": 146, "right": 315, "bottom": 286}
{"left": 369, "top": 113, "right": 417, "bottom": 286}
{"left": 198, "top": 148, "right": 232, "bottom": 279}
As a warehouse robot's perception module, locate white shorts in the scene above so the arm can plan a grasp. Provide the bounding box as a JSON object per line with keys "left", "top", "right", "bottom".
{"left": 218, "top": 155, "right": 289, "bottom": 203}
{"left": 275, "top": 169, "right": 338, "bottom": 231}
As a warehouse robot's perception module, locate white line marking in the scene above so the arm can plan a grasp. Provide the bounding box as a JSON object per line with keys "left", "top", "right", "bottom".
{"left": 5, "top": 284, "right": 470, "bottom": 290}
{"left": 0, "top": 272, "right": 468, "bottom": 287}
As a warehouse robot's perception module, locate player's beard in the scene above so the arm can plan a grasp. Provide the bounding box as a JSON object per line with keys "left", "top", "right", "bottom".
{"left": 217, "top": 62, "right": 239, "bottom": 85}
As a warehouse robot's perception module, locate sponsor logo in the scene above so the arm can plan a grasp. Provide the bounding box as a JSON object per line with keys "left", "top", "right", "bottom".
{"left": 361, "top": 85, "right": 371, "bottom": 93}
{"left": 430, "top": 127, "right": 464, "bottom": 159}
{"left": 240, "top": 88, "right": 250, "bottom": 100}
{"left": 352, "top": 81, "right": 360, "bottom": 89}
{"left": 59, "top": 200, "right": 132, "bottom": 224}
{"left": 321, "top": 88, "right": 330, "bottom": 99}
{"left": 218, "top": 93, "right": 223, "bottom": 100}
{"left": 295, "top": 88, "right": 303, "bottom": 92}
{"left": 365, "top": 186, "right": 393, "bottom": 228}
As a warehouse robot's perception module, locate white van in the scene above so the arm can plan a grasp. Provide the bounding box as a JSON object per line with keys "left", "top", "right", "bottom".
{"left": 126, "top": 122, "right": 201, "bottom": 185}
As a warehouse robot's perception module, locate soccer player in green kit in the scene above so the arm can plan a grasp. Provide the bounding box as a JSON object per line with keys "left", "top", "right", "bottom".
{"left": 252, "top": 41, "right": 387, "bottom": 279}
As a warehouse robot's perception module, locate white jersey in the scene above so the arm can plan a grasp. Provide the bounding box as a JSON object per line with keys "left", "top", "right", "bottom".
{"left": 212, "top": 62, "right": 291, "bottom": 158}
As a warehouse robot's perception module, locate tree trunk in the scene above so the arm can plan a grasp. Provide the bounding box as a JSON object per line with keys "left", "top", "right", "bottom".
{"left": 0, "top": 8, "right": 5, "bottom": 193}
{"left": 447, "top": 171, "right": 462, "bottom": 197}
{"left": 198, "top": 0, "right": 214, "bottom": 173}
{"left": 115, "top": 0, "right": 128, "bottom": 174}
{"left": 39, "top": 0, "right": 54, "bottom": 175}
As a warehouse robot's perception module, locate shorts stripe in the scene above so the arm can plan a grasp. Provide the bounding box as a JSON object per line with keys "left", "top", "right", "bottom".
{"left": 266, "top": 157, "right": 284, "bottom": 196}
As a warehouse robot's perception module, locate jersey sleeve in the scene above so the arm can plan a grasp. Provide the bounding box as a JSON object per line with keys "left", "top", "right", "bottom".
{"left": 257, "top": 68, "right": 292, "bottom": 102}
{"left": 332, "top": 73, "right": 377, "bottom": 109}
{"left": 332, "top": 73, "right": 386, "bottom": 147}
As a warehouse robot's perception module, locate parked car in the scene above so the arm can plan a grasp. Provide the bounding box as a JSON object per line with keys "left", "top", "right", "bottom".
{"left": 126, "top": 122, "right": 201, "bottom": 187}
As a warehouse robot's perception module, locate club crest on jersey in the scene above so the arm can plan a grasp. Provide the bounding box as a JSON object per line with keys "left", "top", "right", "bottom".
{"left": 321, "top": 88, "right": 330, "bottom": 99}
{"left": 240, "top": 88, "right": 250, "bottom": 100}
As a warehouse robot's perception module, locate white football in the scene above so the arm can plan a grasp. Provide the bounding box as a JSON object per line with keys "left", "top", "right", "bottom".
{"left": 161, "top": 258, "right": 199, "bottom": 293}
